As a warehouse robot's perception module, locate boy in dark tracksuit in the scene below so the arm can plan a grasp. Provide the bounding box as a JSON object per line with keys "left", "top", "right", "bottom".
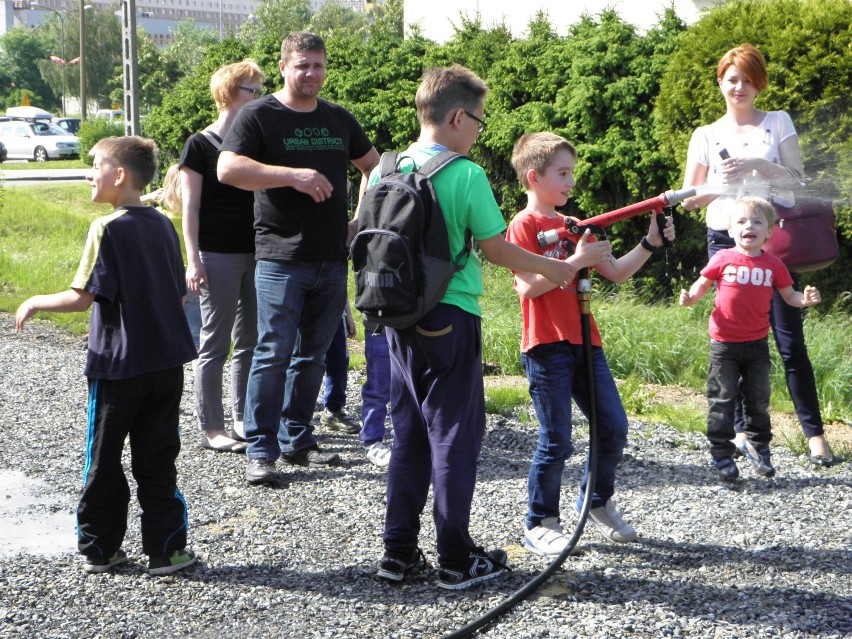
{"left": 15, "top": 136, "right": 198, "bottom": 575}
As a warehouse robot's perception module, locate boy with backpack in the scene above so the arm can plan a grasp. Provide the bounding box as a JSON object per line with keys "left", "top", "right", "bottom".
{"left": 15, "top": 136, "right": 198, "bottom": 575}
{"left": 360, "top": 65, "right": 577, "bottom": 590}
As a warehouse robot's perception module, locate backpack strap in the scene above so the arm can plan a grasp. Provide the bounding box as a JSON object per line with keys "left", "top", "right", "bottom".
{"left": 418, "top": 150, "right": 466, "bottom": 177}
{"left": 378, "top": 151, "right": 400, "bottom": 178}
{"left": 201, "top": 129, "right": 223, "bottom": 150}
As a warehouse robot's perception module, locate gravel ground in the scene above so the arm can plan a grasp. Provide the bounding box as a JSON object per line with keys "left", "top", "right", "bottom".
{"left": 1, "top": 317, "right": 850, "bottom": 639}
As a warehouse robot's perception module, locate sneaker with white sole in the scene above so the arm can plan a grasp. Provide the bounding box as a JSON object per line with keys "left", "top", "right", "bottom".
{"left": 738, "top": 440, "right": 775, "bottom": 478}
{"left": 436, "top": 547, "right": 510, "bottom": 590}
{"left": 587, "top": 499, "right": 638, "bottom": 543}
{"left": 365, "top": 441, "right": 391, "bottom": 467}
{"left": 320, "top": 408, "right": 361, "bottom": 434}
{"left": 524, "top": 517, "right": 577, "bottom": 557}
{"left": 148, "top": 548, "right": 198, "bottom": 576}
{"left": 83, "top": 548, "right": 129, "bottom": 574}
{"left": 377, "top": 547, "right": 426, "bottom": 582}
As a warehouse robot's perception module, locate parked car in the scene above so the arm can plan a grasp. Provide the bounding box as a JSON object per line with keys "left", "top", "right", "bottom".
{"left": 53, "top": 117, "right": 81, "bottom": 135}
{"left": 0, "top": 139, "right": 7, "bottom": 163}
{"left": 0, "top": 119, "right": 80, "bottom": 161}
{"left": 95, "top": 109, "right": 124, "bottom": 122}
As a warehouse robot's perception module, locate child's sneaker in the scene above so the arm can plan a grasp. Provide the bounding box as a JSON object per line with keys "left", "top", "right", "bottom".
{"left": 365, "top": 441, "right": 392, "bottom": 467}
{"left": 320, "top": 408, "right": 361, "bottom": 434}
{"left": 588, "top": 499, "right": 638, "bottom": 543}
{"left": 83, "top": 548, "right": 129, "bottom": 574}
{"left": 376, "top": 547, "right": 426, "bottom": 582}
{"left": 738, "top": 440, "right": 775, "bottom": 477}
{"left": 713, "top": 456, "right": 740, "bottom": 481}
{"left": 436, "top": 547, "right": 510, "bottom": 590}
{"left": 524, "top": 517, "right": 576, "bottom": 557}
{"left": 148, "top": 548, "right": 198, "bottom": 576}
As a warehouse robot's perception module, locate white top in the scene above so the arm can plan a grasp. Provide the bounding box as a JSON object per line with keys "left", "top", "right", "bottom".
{"left": 686, "top": 111, "right": 797, "bottom": 230}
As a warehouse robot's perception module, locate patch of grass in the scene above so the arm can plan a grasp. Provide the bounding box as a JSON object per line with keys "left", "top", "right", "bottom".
{"left": 1, "top": 159, "right": 88, "bottom": 170}
{"left": 0, "top": 184, "right": 181, "bottom": 334}
{"left": 484, "top": 378, "right": 535, "bottom": 423}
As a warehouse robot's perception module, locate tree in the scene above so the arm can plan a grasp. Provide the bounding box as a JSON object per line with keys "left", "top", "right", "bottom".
{"left": 145, "top": 37, "right": 251, "bottom": 162}
{"left": 0, "top": 26, "right": 57, "bottom": 111}
{"left": 240, "top": 0, "right": 313, "bottom": 75}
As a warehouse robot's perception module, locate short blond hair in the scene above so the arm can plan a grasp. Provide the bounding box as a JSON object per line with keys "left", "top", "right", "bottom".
{"left": 730, "top": 196, "right": 777, "bottom": 228}
{"left": 210, "top": 60, "right": 264, "bottom": 111}
{"left": 90, "top": 136, "right": 157, "bottom": 190}
{"left": 159, "top": 164, "right": 183, "bottom": 215}
{"left": 511, "top": 132, "right": 577, "bottom": 190}
{"left": 415, "top": 64, "right": 488, "bottom": 127}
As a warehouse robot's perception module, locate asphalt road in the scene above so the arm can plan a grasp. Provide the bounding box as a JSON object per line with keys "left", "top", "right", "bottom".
{"left": 0, "top": 165, "right": 88, "bottom": 185}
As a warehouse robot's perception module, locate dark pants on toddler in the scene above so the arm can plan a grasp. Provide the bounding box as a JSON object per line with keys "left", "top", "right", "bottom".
{"left": 383, "top": 303, "right": 485, "bottom": 566}
{"left": 706, "top": 338, "right": 772, "bottom": 461}
{"left": 78, "top": 367, "right": 189, "bottom": 560}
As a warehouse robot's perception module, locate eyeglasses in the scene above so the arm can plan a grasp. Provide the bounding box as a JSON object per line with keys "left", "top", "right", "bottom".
{"left": 464, "top": 110, "right": 486, "bottom": 133}
{"left": 239, "top": 86, "right": 263, "bottom": 98}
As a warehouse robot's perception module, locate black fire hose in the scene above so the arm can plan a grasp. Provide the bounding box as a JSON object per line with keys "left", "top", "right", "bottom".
{"left": 442, "top": 267, "right": 600, "bottom": 639}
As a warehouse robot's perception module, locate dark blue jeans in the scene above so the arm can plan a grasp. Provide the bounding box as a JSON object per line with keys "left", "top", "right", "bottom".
{"left": 521, "top": 341, "right": 628, "bottom": 529}
{"left": 383, "top": 303, "right": 485, "bottom": 565}
{"left": 707, "top": 229, "right": 824, "bottom": 438}
{"left": 706, "top": 337, "right": 772, "bottom": 460}
{"left": 360, "top": 329, "right": 391, "bottom": 446}
{"left": 322, "top": 318, "right": 349, "bottom": 412}
{"left": 244, "top": 259, "right": 347, "bottom": 461}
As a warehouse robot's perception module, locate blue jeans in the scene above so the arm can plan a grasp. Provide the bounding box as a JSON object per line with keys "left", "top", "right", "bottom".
{"left": 521, "top": 342, "right": 628, "bottom": 529}
{"left": 360, "top": 329, "right": 391, "bottom": 445}
{"left": 707, "top": 228, "right": 824, "bottom": 438}
{"left": 244, "top": 259, "right": 347, "bottom": 461}
{"left": 706, "top": 337, "right": 772, "bottom": 460}
{"left": 322, "top": 318, "right": 349, "bottom": 412}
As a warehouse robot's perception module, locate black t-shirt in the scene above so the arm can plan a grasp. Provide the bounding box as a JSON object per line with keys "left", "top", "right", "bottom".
{"left": 221, "top": 96, "right": 374, "bottom": 262}
{"left": 70, "top": 206, "right": 197, "bottom": 380}
{"left": 179, "top": 131, "right": 255, "bottom": 253}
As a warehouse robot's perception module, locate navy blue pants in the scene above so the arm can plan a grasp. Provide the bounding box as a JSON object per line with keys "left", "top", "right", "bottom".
{"left": 322, "top": 317, "right": 349, "bottom": 412}
{"left": 78, "top": 367, "right": 189, "bottom": 560}
{"left": 383, "top": 304, "right": 485, "bottom": 565}
{"left": 707, "top": 229, "right": 824, "bottom": 438}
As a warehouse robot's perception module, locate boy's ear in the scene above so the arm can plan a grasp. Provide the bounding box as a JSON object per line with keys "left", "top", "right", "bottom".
{"left": 114, "top": 166, "right": 127, "bottom": 186}
{"left": 526, "top": 168, "right": 538, "bottom": 185}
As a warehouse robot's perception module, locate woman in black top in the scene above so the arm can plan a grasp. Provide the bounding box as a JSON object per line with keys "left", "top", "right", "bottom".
{"left": 178, "top": 60, "right": 265, "bottom": 453}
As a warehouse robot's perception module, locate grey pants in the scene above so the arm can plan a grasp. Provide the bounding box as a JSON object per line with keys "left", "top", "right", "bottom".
{"left": 195, "top": 251, "right": 257, "bottom": 431}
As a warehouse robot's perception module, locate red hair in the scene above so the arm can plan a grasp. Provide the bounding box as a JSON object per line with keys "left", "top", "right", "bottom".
{"left": 716, "top": 43, "right": 768, "bottom": 92}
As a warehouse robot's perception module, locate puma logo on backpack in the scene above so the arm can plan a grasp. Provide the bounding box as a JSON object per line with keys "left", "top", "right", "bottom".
{"left": 350, "top": 150, "right": 472, "bottom": 330}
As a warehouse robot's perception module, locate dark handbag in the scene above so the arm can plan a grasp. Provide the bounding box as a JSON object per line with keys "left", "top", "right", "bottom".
{"left": 764, "top": 198, "right": 838, "bottom": 272}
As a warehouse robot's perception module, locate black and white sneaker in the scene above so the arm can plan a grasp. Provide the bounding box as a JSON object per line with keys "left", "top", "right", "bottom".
{"left": 376, "top": 547, "right": 426, "bottom": 582}
{"left": 738, "top": 440, "right": 775, "bottom": 477}
{"left": 436, "top": 547, "right": 510, "bottom": 590}
{"left": 83, "top": 548, "right": 129, "bottom": 574}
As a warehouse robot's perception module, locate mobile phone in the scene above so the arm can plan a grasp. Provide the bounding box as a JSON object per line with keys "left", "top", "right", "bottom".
{"left": 719, "top": 148, "right": 730, "bottom": 160}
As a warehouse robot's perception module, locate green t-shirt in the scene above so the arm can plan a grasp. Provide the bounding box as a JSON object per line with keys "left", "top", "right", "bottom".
{"left": 366, "top": 144, "right": 506, "bottom": 316}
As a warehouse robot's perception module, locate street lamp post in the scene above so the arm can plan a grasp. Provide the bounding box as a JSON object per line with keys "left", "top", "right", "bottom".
{"left": 79, "top": 0, "right": 87, "bottom": 121}
{"left": 30, "top": 3, "right": 66, "bottom": 117}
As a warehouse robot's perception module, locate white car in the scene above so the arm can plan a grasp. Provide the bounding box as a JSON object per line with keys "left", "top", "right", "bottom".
{"left": 0, "top": 119, "right": 80, "bottom": 161}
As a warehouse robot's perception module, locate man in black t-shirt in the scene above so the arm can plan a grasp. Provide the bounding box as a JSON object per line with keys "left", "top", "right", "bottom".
{"left": 219, "top": 31, "right": 379, "bottom": 485}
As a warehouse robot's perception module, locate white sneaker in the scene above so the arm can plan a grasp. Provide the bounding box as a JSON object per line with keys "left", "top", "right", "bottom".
{"left": 365, "top": 441, "right": 391, "bottom": 467}
{"left": 524, "top": 517, "right": 573, "bottom": 557}
{"left": 588, "top": 499, "right": 638, "bottom": 543}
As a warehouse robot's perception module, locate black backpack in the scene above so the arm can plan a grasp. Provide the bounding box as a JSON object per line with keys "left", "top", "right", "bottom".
{"left": 350, "top": 150, "right": 472, "bottom": 330}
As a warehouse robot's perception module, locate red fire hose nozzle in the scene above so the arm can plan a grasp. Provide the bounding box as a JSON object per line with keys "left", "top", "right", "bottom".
{"left": 537, "top": 187, "right": 695, "bottom": 248}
